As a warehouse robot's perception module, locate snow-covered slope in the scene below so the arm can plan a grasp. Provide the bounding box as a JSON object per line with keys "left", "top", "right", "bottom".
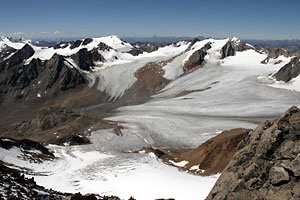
{"left": 0, "top": 35, "right": 133, "bottom": 63}
{"left": 93, "top": 40, "right": 190, "bottom": 100}
{"left": 0, "top": 36, "right": 28, "bottom": 50}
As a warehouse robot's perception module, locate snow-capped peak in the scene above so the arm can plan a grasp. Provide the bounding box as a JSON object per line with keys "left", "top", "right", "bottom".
{"left": 0, "top": 36, "right": 29, "bottom": 50}
{"left": 91, "top": 35, "right": 133, "bottom": 52}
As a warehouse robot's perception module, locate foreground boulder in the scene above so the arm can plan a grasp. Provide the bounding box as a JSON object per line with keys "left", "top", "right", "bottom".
{"left": 206, "top": 106, "right": 300, "bottom": 200}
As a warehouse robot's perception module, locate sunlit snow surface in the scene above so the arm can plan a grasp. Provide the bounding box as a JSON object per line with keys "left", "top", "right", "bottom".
{"left": 0, "top": 134, "right": 219, "bottom": 200}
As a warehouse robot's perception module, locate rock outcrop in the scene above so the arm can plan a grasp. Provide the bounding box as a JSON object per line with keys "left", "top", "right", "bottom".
{"left": 206, "top": 106, "right": 300, "bottom": 200}
{"left": 220, "top": 38, "right": 253, "bottom": 59}
{"left": 261, "top": 48, "right": 291, "bottom": 64}
{"left": 0, "top": 44, "right": 16, "bottom": 63}
{"left": 71, "top": 48, "right": 105, "bottom": 71}
{"left": 0, "top": 162, "right": 68, "bottom": 199}
{"left": 45, "top": 54, "right": 87, "bottom": 91}
{"left": 273, "top": 56, "right": 300, "bottom": 82}
{"left": 0, "top": 137, "right": 54, "bottom": 157}
{"left": 0, "top": 44, "right": 34, "bottom": 72}
{"left": 183, "top": 43, "right": 211, "bottom": 71}
{"left": 0, "top": 52, "right": 87, "bottom": 104}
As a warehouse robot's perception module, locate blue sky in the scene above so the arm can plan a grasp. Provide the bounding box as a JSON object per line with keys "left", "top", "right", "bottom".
{"left": 1, "top": 0, "right": 299, "bottom": 40}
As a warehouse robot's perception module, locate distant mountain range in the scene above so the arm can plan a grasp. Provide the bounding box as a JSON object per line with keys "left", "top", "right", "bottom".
{"left": 5, "top": 35, "right": 300, "bottom": 49}
{"left": 121, "top": 36, "right": 206, "bottom": 43}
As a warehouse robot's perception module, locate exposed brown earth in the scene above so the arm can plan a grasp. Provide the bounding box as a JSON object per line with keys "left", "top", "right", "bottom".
{"left": 133, "top": 128, "right": 251, "bottom": 176}
{"left": 0, "top": 106, "right": 123, "bottom": 145}
{"left": 164, "top": 128, "right": 251, "bottom": 176}
{"left": 115, "top": 56, "right": 180, "bottom": 105}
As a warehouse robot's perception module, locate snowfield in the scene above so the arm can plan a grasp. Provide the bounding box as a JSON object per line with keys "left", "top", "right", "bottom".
{"left": 0, "top": 137, "right": 219, "bottom": 200}
{"left": 1, "top": 36, "right": 300, "bottom": 200}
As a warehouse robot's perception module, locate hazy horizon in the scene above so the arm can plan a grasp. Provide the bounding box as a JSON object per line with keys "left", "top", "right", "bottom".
{"left": 1, "top": 0, "right": 300, "bottom": 40}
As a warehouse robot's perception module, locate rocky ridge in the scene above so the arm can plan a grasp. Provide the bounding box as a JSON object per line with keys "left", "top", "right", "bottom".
{"left": 183, "top": 42, "right": 211, "bottom": 71}
{"left": 206, "top": 106, "right": 300, "bottom": 200}
{"left": 220, "top": 37, "right": 253, "bottom": 59}
{"left": 261, "top": 48, "right": 291, "bottom": 64}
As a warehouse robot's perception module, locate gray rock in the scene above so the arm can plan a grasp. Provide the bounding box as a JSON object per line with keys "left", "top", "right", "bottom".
{"left": 261, "top": 48, "right": 291, "bottom": 64}
{"left": 280, "top": 156, "right": 300, "bottom": 177}
{"left": 269, "top": 167, "right": 290, "bottom": 185}
{"left": 71, "top": 48, "right": 105, "bottom": 71}
{"left": 220, "top": 38, "right": 253, "bottom": 59}
{"left": 274, "top": 56, "right": 300, "bottom": 82}
{"left": 206, "top": 106, "right": 300, "bottom": 200}
{"left": 183, "top": 43, "right": 211, "bottom": 71}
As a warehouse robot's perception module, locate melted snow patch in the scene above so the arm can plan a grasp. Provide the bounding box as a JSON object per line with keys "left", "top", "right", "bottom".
{"left": 170, "top": 160, "right": 189, "bottom": 167}
{"left": 190, "top": 165, "right": 199, "bottom": 170}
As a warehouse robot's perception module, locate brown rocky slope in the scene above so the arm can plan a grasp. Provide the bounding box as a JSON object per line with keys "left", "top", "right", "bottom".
{"left": 166, "top": 128, "right": 251, "bottom": 175}
{"left": 206, "top": 106, "right": 300, "bottom": 200}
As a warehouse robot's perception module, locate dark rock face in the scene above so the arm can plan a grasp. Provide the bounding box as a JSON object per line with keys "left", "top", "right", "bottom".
{"left": 45, "top": 54, "right": 86, "bottom": 91}
{"left": 98, "top": 42, "right": 112, "bottom": 51}
{"left": 0, "top": 51, "right": 87, "bottom": 104}
{"left": 220, "top": 38, "right": 253, "bottom": 59}
{"left": 184, "top": 43, "right": 211, "bottom": 71}
{"left": 261, "top": 48, "right": 291, "bottom": 64}
{"left": 127, "top": 48, "right": 144, "bottom": 56}
{"left": 53, "top": 42, "right": 69, "bottom": 49}
{"left": 66, "top": 193, "right": 97, "bottom": 200}
{"left": 220, "top": 41, "right": 235, "bottom": 59}
{"left": 70, "top": 40, "right": 82, "bottom": 49}
{"left": 0, "top": 44, "right": 34, "bottom": 72}
{"left": 127, "top": 42, "right": 168, "bottom": 56}
{"left": 82, "top": 38, "right": 93, "bottom": 45}
{"left": 0, "top": 45, "right": 16, "bottom": 63}
{"left": 274, "top": 56, "right": 300, "bottom": 82}
{"left": 0, "top": 58, "right": 42, "bottom": 89}
{"left": 185, "top": 38, "right": 201, "bottom": 52}
{"left": 53, "top": 134, "right": 91, "bottom": 146}
{"left": 71, "top": 48, "right": 105, "bottom": 71}
{"left": 206, "top": 106, "right": 300, "bottom": 200}
{"left": 0, "top": 137, "right": 54, "bottom": 157}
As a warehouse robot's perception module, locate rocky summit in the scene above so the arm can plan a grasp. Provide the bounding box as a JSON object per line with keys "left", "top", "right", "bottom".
{"left": 206, "top": 106, "right": 300, "bottom": 200}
